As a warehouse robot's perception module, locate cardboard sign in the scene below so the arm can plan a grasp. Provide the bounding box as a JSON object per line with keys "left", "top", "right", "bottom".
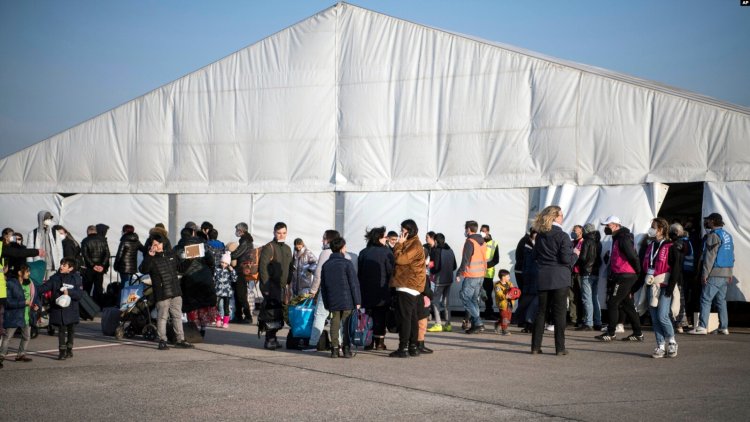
{"left": 184, "top": 243, "right": 205, "bottom": 259}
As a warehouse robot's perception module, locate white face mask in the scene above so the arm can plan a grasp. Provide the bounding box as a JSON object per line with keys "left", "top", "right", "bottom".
{"left": 8, "top": 235, "right": 16, "bottom": 243}
{"left": 647, "top": 227, "right": 657, "bottom": 238}
{"left": 481, "top": 232, "right": 488, "bottom": 239}
{"left": 44, "top": 219, "right": 53, "bottom": 227}
{"left": 58, "top": 233, "right": 66, "bottom": 239}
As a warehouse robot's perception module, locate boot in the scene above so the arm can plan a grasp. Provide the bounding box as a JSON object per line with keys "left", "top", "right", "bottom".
{"left": 330, "top": 346, "right": 339, "bottom": 359}
{"left": 342, "top": 346, "right": 353, "bottom": 358}
{"left": 216, "top": 316, "right": 223, "bottom": 328}
{"left": 408, "top": 344, "right": 420, "bottom": 357}
{"left": 264, "top": 339, "right": 277, "bottom": 350}
{"left": 199, "top": 328, "right": 206, "bottom": 338}
{"left": 223, "top": 316, "right": 230, "bottom": 329}
{"left": 388, "top": 348, "right": 408, "bottom": 358}
{"left": 65, "top": 348, "right": 73, "bottom": 359}
{"left": 57, "top": 350, "right": 67, "bottom": 361}
{"left": 417, "top": 341, "right": 433, "bottom": 354}
{"left": 374, "top": 336, "right": 387, "bottom": 351}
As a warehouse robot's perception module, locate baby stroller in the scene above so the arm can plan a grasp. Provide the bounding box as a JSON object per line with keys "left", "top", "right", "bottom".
{"left": 114, "top": 274, "right": 158, "bottom": 341}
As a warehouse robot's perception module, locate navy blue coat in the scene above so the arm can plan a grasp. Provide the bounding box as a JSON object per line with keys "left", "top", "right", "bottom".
{"left": 357, "top": 245, "right": 394, "bottom": 308}
{"left": 3, "top": 278, "right": 33, "bottom": 328}
{"left": 321, "top": 253, "right": 361, "bottom": 312}
{"left": 534, "top": 225, "right": 577, "bottom": 291}
{"left": 38, "top": 271, "right": 83, "bottom": 326}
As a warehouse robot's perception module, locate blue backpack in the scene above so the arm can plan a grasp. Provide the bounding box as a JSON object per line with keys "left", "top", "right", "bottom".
{"left": 347, "top": 309, "right": 373, "bottom": 350}
{"left": 681, "top": 237, "right": 695, "bottom": 272}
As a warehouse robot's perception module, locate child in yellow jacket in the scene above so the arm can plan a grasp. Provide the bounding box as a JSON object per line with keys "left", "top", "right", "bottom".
{"left": 493, "top": 269, "right": 514, "bottom": 335}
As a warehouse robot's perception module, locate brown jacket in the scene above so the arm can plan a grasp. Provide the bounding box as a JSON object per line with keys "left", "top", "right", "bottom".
{"left": 390, "top": 234, "right": 426, "bottom": 292}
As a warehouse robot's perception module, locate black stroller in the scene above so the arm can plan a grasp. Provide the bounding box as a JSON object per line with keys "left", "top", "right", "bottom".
{"left": 114, "top": 274, "right": 158, "bottom": 341}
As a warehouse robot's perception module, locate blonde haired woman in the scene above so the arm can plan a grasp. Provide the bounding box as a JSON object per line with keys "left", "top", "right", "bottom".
{"left": 531, "top": 206, "right": 577, "bottom": 355}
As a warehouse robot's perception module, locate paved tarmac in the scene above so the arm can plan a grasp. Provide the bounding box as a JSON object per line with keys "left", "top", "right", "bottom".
{"left": 1, "top": 319, "right": 749, "bottom": 421}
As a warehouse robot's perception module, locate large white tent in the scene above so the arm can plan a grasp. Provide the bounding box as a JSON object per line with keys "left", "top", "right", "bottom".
{"left": 1, "top": 2, "right": 748, "bottom": 304}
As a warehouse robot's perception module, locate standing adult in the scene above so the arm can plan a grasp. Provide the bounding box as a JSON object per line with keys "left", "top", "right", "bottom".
{"left": 80, "top": 224, "right": 111, "bottom": 306}
{"left": 27, "top": 210, "right": 61, "bottom": 280}
{"left": 595, "top": 216, "right": 643, "bottom": 342}
{"left": 258, "top": 222, "right": 293, "bottom": 350}
{"left": 427, "top": 233, "right": 457, "bottom": 332}
{"left": 480, "top": 225, "right": 500, "bottom": 319}
{"left": 113, "top": 224, "right": 144, "bottom": 286}
{"left": 139, "top": 234, "right": 194, "bottom": 351}
{"left": 530, "top": 206, "right": 577, "bottom": 355}
{"left": 643, "top": 218, "right": 680, "bottom": 358}
{"left": 389, "top": 219, "right": 425, "bottom": 358}
{"left": 357, "top": 227, "right": 394, "bottom": 350}
{"left": 457, "top": 220, "right": 487, "bottom": 334}
{"left": 229, "top": 223, "right": 254, "bottom": 324}
{"left": 569, "top": 225, "right": 584, "bottom": 327}
{"left": 1, "top": 228, "right": 44, "bottom": 338}
{"left": 291, "top": 238, "right": 317, "bottom": 297}
{"left": 689, "top": 213, "right": 734, "bottom": 335}
{"left": 576, "top": 224, "right": 603, "bottom": 331}
{"left": 512, "top": 228, "right": 533, "bottom": 326}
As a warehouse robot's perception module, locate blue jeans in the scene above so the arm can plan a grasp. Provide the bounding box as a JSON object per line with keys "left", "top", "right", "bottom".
{"left": 699, "top": 276, "right": 729, "bottom": 330}
{"left": 309, "top": 296, "right": 342, "bottom": 346}
{"left": 580, "top": 276, "right": 601, "bottom": 327}
{"left": 648, "top": 286, "right": 674, "bottom": 345}
{"left": 459, "top": 277, "right": 483, "bottom": 327}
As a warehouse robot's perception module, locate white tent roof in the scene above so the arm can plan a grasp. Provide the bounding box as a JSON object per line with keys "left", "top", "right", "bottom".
{"left": 1, "top": 2, "right": 748, "bottom": 194}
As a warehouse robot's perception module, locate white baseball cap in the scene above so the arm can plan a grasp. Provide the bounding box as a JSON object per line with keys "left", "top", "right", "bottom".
{"left": 600, "top": 215, "right": 622, "bottom": 225}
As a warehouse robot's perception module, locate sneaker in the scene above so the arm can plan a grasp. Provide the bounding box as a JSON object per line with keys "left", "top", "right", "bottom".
{"left": 688, "top": 326, "right": 707, "bottom": 335}
{"left": 443, "top": 323, "right": 453, "bottom": 332}
{"left": 600, "top": 325, "right": 609, "bottom": 332}
{"left": 593, "top": 324, "right": 603, "bottom": 331}
{"left": 667, "top": 342, "right": 678, "bottom": 358}
{"left": 427, "top": 324, "right": 443, "bottom": 333}
{"left": 622, "top": 334, "right": 644, "bottom": 342}
{"left": 174, "top": 341, "right": 195, "bottom": 349}
{"left": 461, "top": 320, "right": 470, "bottom": 331}
{"left": 615, "top": 324, "right": 625, "bottom": 334}
{"left": 714, "top": 328, "right": 730, "bottom": 335}
{"left": 501, "top": 329, "right": 510, "bottom": 336}
{"left": 676, "top": 326, "right": 683, "bottom": 333}
{"left": 158, "top": 341, "right": 169, "bottom": 350}
{"left": 465, "top": 325, "right": 485, "bottom": 334}
{"left": 595, "top": 333, "right": 616, "bottom": 342}
{"left": 545, "top": 324, "right": 555, "bottom": 332}
{"left": 575, "top": 325, "right": 593, "bottom": 331}
{"left": 14, "top": 355, "right": 32, "bottom": 362}
{"left": 652, "top": 346, "right": 666, "bottom": 358}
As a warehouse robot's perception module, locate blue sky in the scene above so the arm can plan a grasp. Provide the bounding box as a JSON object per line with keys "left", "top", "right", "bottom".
{"left": 0, "top": 0, "right": 748, "bottom": 158}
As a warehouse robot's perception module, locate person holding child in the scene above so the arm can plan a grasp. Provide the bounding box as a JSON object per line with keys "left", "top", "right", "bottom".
{"left": 0, "top": 264, "right": 37, "bottom": 367}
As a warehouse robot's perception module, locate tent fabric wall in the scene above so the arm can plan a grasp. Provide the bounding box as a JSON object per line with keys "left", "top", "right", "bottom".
{"left": 703, "top": 182, "right": 748, "bottom": 302}
{"left": 0, "top": 194, "right": 63, "bottom": 236}
{"left": 250, "top": 192, "right": 335, "bottom": 258}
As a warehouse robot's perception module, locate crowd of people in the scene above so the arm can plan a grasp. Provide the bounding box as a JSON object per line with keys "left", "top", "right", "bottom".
{"left": 0, "top": 206, "right": 736, "bottom": 366}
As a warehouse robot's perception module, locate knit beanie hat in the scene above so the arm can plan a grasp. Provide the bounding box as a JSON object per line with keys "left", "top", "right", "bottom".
{"left": 221, "top": 252, "right": 232, "bottom": 265}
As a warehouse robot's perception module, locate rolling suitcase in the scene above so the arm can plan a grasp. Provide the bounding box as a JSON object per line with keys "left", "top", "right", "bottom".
{"left": 101, "top": 307, "right": 120, "bottom": 336}
{"left": 79, "top": 291, "right": 101, "bottom": 320}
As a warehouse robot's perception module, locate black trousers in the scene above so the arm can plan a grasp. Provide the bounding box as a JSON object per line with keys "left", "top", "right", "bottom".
{"left": 57, "top": 323, "right": 76, "bottom": 350}
{"left": 84, "top": 269, "right": 105, "bottom": 306}
{"left": 395, "top": 292, "right": 419, "bottom": 350}
{"left": 233, "top": 281, "right": 251, "bottom": 321}
{"left": 531, "top": 287, "right": 567, "bottom": 352}
{"left": 606, "top": 274, "right": 642, "bottom": 336}
{"left": 482, "top": 277, "right": 496, "bottom": 317}
{"left": 367, "top": 306, "right": 388, "bottom": 337}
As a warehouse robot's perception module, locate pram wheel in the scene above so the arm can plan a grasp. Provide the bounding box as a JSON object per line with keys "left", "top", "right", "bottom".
{"left": 123, "top": 324, "right": 136, "bottom": 339}
{"left": 142, "top": 324, "right": 158, "bottom": 342}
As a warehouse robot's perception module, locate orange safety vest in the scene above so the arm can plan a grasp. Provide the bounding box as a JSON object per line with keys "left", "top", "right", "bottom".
{"left": 462, "top": 238, "right": 487, "bottom": 278}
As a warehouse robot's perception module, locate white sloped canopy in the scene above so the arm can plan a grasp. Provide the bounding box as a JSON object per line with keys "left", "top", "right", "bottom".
{"left": 0, "top": 2, "right": 748, "bottom": 194}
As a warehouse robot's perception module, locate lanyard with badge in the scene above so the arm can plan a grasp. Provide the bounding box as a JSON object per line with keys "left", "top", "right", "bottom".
{"left": 647, "top": 240, "right": 664, "bottom": 275}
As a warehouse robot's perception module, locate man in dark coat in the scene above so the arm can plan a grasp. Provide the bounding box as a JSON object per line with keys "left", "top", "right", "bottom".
{"left": 320, "top": 237, "right": 361, "bottom": 358}
{"left": 258, "top": 222, "right": 293, "bottom": 350}
{"left": 81, "top": 224, "right": 111, "bottom": 306}
{"left": 140, "top": 234, "right": 194, "bottom": 351}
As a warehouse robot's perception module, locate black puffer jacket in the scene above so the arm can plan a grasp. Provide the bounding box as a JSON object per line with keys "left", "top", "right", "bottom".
{"left": 357, "top": 245, "right": 395, "bottom": 308}
{"left": 180, "top": 259, "right": 216, "bottom": 312}
{"left": 140, "top": 250, "right": 182, "bottom": 302}
{"left": 578, "top": 231, "right": 602, "bottom": 276}
{"left": 114, "top": 232, "right": 144, "bottom": 274}
{"left": 81, "top": 234, "right": 110, "bottom": 270}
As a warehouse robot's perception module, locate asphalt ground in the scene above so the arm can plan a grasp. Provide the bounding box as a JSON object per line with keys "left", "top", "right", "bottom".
{"left": 1, "top": 318, "right": 749, "bottom": 421}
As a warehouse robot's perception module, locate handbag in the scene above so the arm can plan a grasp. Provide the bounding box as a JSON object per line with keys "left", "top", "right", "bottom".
{"left": 288, "top": 297, "right": 315, "bottom": 338}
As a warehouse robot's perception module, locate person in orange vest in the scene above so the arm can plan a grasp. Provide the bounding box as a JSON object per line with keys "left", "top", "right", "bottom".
{"left": 457, "top": 220, "right": 488, "bottom": 334}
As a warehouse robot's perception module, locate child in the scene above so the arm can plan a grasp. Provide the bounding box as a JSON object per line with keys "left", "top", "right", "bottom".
{"left": 213, "top": 253, "right": 236, "bottom": 328}
{"left": 319, "top": 237, "right": 361, "bottom": 358}
{"left": 0, "top": 264, "right": 36, "bottom": 367}
{"left": 493, "top": 269, "right": 515, "bottom": 336}
{"left": 37, "top": 258, "right": 82, "bottom": 360}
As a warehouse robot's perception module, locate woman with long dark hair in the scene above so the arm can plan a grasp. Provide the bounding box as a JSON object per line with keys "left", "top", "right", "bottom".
{"left": 389, "top": 219, "right": 425, "bottom": 358}
{"left": 357, "top": 226, "right": 394, "bottom": 350}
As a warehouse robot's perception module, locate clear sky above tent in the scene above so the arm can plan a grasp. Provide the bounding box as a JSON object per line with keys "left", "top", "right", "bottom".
{"left": 0, "top": 0, "right": 747, "bottom": 159}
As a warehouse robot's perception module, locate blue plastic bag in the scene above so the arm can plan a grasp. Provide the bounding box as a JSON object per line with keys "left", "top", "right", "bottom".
{"left": 289, "top": 298, "right": 315, "bottom": 338}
